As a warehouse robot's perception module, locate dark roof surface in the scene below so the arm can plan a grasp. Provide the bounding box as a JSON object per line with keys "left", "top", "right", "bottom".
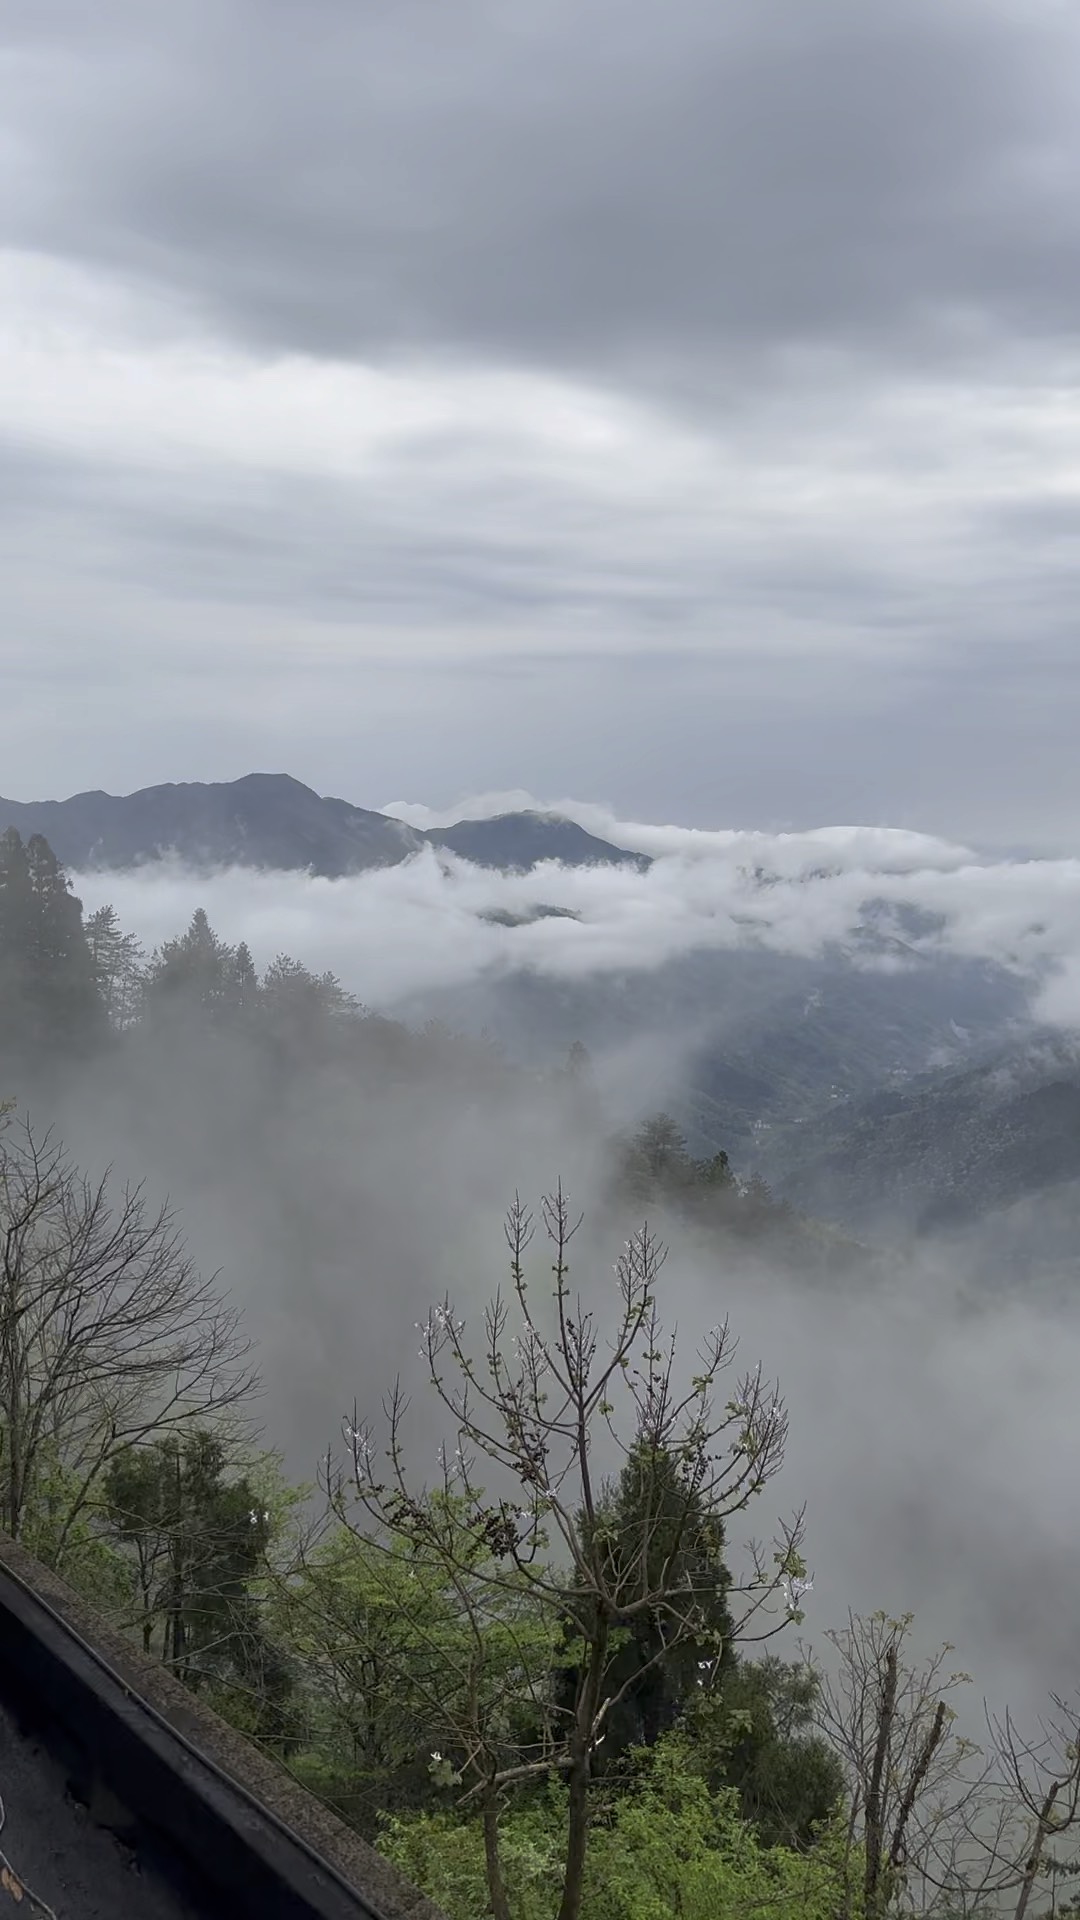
{"left": 0, "top": 1535, "right": 445, "bottom": 1920}
{"left": 0, "top": 1696, "right": 201, "bottom": 1918}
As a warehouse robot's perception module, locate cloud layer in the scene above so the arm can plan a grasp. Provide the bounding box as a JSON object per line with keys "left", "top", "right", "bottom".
{"left": 71, "top": 801, "right": 1080, "bottom": 1027}
{"left": 3, "top": 0, "right": 1080, "bottom": 841}
{"left": 8, "top": 0, "right": 1080, "bottom": 380}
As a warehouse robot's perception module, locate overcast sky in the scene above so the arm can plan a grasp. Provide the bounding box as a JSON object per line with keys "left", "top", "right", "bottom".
{"left": 3, "top": 0, "right": 1080, "bottom": 847}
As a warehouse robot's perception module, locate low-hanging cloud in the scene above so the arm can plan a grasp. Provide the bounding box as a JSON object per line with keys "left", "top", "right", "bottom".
{"left": 31, "top": 804, "right": 1080, "bottom": 1805}
{"left": 71, "top": 801, "right": 1080, "bottom": 1027}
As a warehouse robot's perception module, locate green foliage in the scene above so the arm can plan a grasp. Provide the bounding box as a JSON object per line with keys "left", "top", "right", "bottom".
{"left": 141, "top": 906, "right": 360, "bottom": 1033}
{"left": 279, "top": 1522, "right": 471, "bottom": 1826}
{"left": 378, "top": 1736, "right": 861, "bottom": 1920}
{"left": 549, "top": 1439, "right": 736, "bottom": 1766}
{"left": 18, "top": 1445, "right": 132, "bottom": 1613}
{"left": 278, "top": 1512, "right": 562, "bottom": 1836}
{"left": 85, "top": 903, "right": 145, "bottom": 1031}
{"left": 680, "top": 1656, "right": 845, "bottom": 1849}
{"left": 100, "top": 1430, "right": 296, "bottom": 1741}
{"left": 380, "top": 1794, "right": 564, "bottom": 1920}
{"left": 615, "top": 1113, "right": 798, "bottom": 1243}
{"left": 143, "top": 907, "right": 238, "bottom": 1020}
{"left": 618, "top": 1114, "right": 703, "bottom": 1202}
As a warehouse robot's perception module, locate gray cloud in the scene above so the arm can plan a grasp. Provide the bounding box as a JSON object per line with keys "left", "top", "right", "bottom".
{"left": 6, "top": 0, "right": 1080, "bottom": 387}
{"left": 2, "top": 0, "right": 1079, "bottom": 844}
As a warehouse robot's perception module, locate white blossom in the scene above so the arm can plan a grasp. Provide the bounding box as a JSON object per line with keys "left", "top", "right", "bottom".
{"left": 782, "top": 1573, "right": 813, "bottom": 1613}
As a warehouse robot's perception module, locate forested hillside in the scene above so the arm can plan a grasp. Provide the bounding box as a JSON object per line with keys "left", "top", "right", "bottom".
{"left": 772, "top": 1035, "right": 1080, "bottom": 1233}
{"left": 2, "top": 826, "right": 1079, "bottom": 1919}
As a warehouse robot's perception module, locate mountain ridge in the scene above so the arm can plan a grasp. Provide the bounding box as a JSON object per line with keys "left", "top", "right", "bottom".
{"left": 0, "top": 773, "right": 640, "bottom": 877}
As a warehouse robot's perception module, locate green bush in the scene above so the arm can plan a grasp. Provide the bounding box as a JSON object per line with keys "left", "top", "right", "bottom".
{"left": 378, "top": 1736, "right": 861, "bottom": 1920}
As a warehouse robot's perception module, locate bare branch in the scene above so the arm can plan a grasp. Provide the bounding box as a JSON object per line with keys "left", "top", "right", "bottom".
{"left": 0, "top": 1114, "right": 258, "bottom": 1561}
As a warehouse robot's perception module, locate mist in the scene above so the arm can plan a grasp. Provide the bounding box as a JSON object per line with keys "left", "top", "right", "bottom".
{"left": 18, "top": 838, "right": 1080, "bottom": 1769}
{"left": 65, "top": 806, "right": 1080, "bottom": 1026}
{"left": 3, "top": 802, "right": 1079, "bottom": 1884}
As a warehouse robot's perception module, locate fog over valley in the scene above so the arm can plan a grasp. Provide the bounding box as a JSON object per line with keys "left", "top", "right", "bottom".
{"left": 4, "top": 782, "right": 1080, "bottom": 1837}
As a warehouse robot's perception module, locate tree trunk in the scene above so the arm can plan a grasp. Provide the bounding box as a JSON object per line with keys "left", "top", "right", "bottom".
{"left": 481, "top": 1798, "right": 512, "bottom": 1920}
{"left": 1013, "top": 1783, "right": 1060, "bottom": 1920}
{"left": 557, "top": 1753, "right": 592, "bottom": 1920}
{"left": 555, "top": 1619, "right": 609, "bottom": 1920}
{"left": 3, "top": 1355, "right": 24, "bottom": 1539}
{"left": 864, "top": 1643, "right": 898, "bottom": 1917}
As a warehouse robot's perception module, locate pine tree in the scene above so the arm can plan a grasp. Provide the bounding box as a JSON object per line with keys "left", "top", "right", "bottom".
{"left": 85, "top": 904, "right": 145, "bottom": 1031}
{"left": 226, "top": 941, "right": 259, "bottom": 1016}
{"left": 620, "top": 1113, "right": 694, "bottom": 1202}
{"left": 143, "top": 908, "right": 236, "bottom": 1020}
{"left": 0, "top": 828, "right": 33, "bottom": 1049}
{"left": 0, "top": 829, "right": 103, "bottom": 1056}
{"left": 259, "top": 953, "right": 359, "bottom": 1046}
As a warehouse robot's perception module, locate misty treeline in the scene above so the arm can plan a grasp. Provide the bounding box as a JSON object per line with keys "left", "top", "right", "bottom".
{"left": 3, "top": 831, "right": 1080, "bottom": 1919}
{"left": 0, "top": 820, "right": 367, "bottom": 1052}
{"left": 0, "top": 823, "right": 801, "bottom": 1243}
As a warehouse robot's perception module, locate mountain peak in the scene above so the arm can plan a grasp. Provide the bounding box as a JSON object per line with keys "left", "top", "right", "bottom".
{"left": 0, "top": 777, "right": 640, "bottom": 878}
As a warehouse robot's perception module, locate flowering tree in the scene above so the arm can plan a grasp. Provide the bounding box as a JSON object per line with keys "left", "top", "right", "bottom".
{"left": 326, "top": 1188, "right": 805, "bottom": 1920}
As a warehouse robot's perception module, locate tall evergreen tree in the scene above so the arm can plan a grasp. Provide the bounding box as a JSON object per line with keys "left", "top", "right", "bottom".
{"left": 0, "top": 828, "right": 33, "bottom": 1045}
{"left": 143, "top": 907, "right": 236, "bottom": 1020}
{"left": 547, "top": 1438, "right": 737, "bottom": 1768}
{"left": 0, "top": 828, "right": 103, "bottom": 1056}
{"left": 259, "top": 953, "right": 359, "bottom": 1051}
{"left": 226, "top": 941, "right": 260, "bottom": 1017}
{"left": 85, "top": 904, "right": 145, "bottom": 1031}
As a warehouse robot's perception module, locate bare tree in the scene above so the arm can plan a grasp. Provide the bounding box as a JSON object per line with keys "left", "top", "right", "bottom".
{"left": 988, "top": 1695, "right": 1080, "bottom": 1920}
{"left": 810, "top": 1612, "right": 1080, "bottom": 1919}
{"left": 327, "top": 1189, "right": 805, "bottom": 1920}
{"left": 810, "top": 1611, "right": 1004, "bottom": 1917}
{"left": 0, "top": 1111, "right": 258, "bottom": 1562}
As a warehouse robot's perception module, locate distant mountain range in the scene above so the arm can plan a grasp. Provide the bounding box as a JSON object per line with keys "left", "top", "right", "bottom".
{"left": 0, "top": 773, "right": 642, "bottom": 877}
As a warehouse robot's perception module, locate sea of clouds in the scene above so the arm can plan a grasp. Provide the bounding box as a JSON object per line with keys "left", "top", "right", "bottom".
{"left": 69, "top": 797, "right": 1080, "bottom": 1028}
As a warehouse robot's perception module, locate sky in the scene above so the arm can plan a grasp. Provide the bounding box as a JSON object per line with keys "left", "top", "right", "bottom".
{"left": 3, "top": 0, "right": 1080, "bottom": 845}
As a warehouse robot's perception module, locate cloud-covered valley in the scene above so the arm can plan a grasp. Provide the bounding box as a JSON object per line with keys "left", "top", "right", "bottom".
{"left": 71, "top": 799, "right": 1080, "bottom": 1028}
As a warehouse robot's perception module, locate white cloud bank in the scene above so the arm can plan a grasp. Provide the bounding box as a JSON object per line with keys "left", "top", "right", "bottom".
{"left": 70, "top": 802, "right": 1080, "bottom": 1028}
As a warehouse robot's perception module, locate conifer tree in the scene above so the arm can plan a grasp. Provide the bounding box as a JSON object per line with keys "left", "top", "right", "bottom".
{"left": 548, "top": 1437, "right": 738, "bottom": 1765}
{"left": 228, "top": 941, "right": 260, "bottom": 1015}
{"left": 85, "top": 904, "right": 145, "bottom": 1031}
{"left": 143, "top": 907, "right": 236, "bottom": 1019}
{"left": 0, "top": 828, "right": 102, "bottom": 1055}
